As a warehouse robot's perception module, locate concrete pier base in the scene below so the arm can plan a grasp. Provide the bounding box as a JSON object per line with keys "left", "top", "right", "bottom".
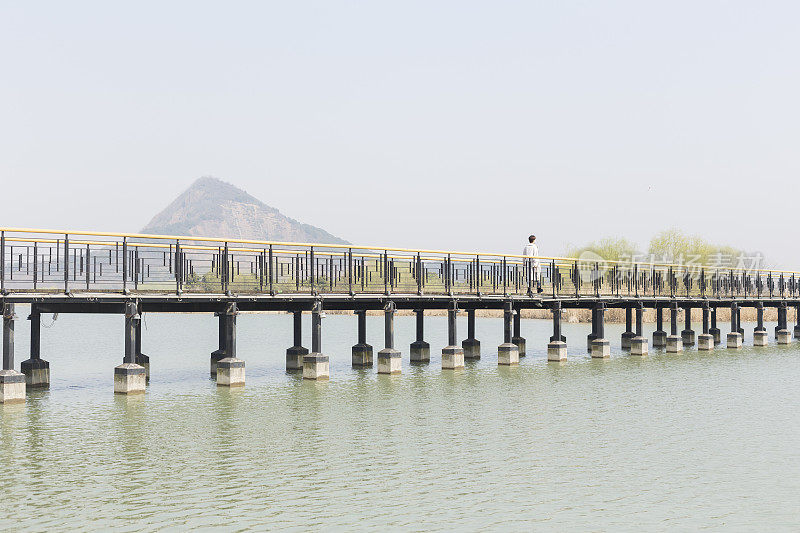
{"left": 727, "top": 332, "right": 743, "bottom": 349}
{"left": 20, "top": 358, "right": 50, "bottom": 388}
{"left": 497, "top": 343, "right": 519, "bottom": 366}
{"left": 351, "top": 343, "right": 373, "bottom": 367}
{"left": 710, "top": 328, "right": 721, "bottom": 344}
{"left": 0, "top": 370, "right": 26, "bottom": 403}
{"left": 753, "top": 331, "right": 768, "bottom": 346}
{"left": 409, "top": 341, "right": 430, "bottom": 363}
{"left": 547, "top": 341, "right": 567, "bottom": 362}
{"left": 586, "top": 334, "right": 597, "bottom": 351}
{"left": 217, "top": 357, "right": 245, "bottom": 387}
{"left": 590, "top": 338, "right": 610, "bottom": 359}
{"left": 621, "top": 332, "right": 635, "bottom": 350}
{"left": 666, "top": 335, "right": 683, "bottom": 353}
{"left": 210, "top": 349, "right": 226, "bottom": 376}
{"left": 114, "top": 363, "right": 146, "bottom": 395}
{"left": 698, "top": 333, "right": 714, "bottom": 350}
{"left": 137, "top": 354, "right": 150, "bottom": 382}
{"left": 377, "top": 348, "right": 401, "bottom": 374}
{"left": 286, "top": 346, "right": 308, "bottom": 371}
{"left": 652, "top": 331, "right": 667, "bottom": 348}
{"left": 442, "top": 346, "right": 465, "bottom": 370}
{"left": 777, "top": 329, "right": 791, "bottom": 345}
{"left": 511, "top": 336, "right": 526, "bottom": 357}
{"left": 303, "top": 354, "right": 330, "bottom": 380}
{"left": 681, "top": 330, "right": 696, "bottom": 347}
{"left": 462, "top": 338, "right": 480, "bottom": 359}
{"left": 630, "top": 336, "right": 648, "bottom": 355}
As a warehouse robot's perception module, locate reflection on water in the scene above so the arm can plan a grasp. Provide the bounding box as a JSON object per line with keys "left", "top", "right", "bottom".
{"left": 1, "top": 308, "right": 800, "bottom": 529}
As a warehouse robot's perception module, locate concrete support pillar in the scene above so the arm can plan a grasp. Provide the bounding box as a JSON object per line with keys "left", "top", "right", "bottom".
{"left": 621, "top": 306, "right": 634, "bottom": 349}
{"left": 351, "top": 310, "right": 373, "bottom": 367}
{"left": 698, "top": 303, "right": 714, "bottom": 350}
{"left": 727, "top": 302, "right": 743, "bottom": 349}
{"left": 737, "top": 305, "right": 744, "bottom": 337}
{"left": 511, "top": 308, "right": 526, "bottom": 356}
{"left": 1, "top": 303, "right": 25, "bottom": 403}
{"left": 630, "top": 303, "right": 648, "bottom": 355}
{"left": 498, "top": 301, "right": 519, "bottom": 365}
{"left": 461, "top": 309, "right": 480, "bottom": 359}
{"left": 794, "top": 305, "right": 800, "bottom": 339}
{"left": 709, "top": 306, "right": 721, "bottom": 344}
{"left": 135, "top": 314, "right": 149, "bottom": 382}
{"left": 681, "top": 306, "right": 695, "bottom": 346}
{"left": 217, "top": 302, "right": 245, "bottom": 386}
{"left": 410, "top": 309, "right": 430, "bottom": 363}
{"left": 114, "top": 301, "right": 146, "bottom": 394}
{"left": 303, "top": 301, "right": 330, "bottom": 380}
{"left": 590, "top": 303, "right": 610, "bottom": 359}
{"left": 666, "top": 301, "right": 683, "bottom": 353}
{"left": 210, "top": 312, "right": 226, "bottom": 375}
{"left": 547, "top": 301, "right": 567, "bottom": 362}
{"left": 753, "top": 302, "right": 768, "bottom": 346}
{"left": 377, "top": 301, "right": 401, "bottom": 374}
{"left": 286, "top": 310, "right": 309, "bottom": 371}
{"left": 652, "top": 306, "right": 667, "bottom": 348}
{"left": 20, "top": 306, "right": 50, "bottom": 388}
{"left": 587, "top": 306, "right": 599, "bottom": 351}
{"left": 442, "top": 303, "right": 464, "bottom": 370}
{"left": 777, "top": 304, "right": 791, "bottom": 344}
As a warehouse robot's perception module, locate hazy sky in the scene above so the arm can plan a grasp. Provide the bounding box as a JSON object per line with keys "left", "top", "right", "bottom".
{"left": 2, "top": 2, "right": 798, "bottom": 266}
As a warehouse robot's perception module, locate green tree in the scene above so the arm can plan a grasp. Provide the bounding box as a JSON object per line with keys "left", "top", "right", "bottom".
{"left": 648, "top": 228, "right": 742, "bottom": 266}
{"left": 565, "top": 237, "right": 640, "bottom": 262}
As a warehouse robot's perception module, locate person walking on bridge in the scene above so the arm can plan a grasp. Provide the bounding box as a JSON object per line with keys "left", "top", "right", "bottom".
{"left": 523, "top": 235, "right": 543, "bottom": 294}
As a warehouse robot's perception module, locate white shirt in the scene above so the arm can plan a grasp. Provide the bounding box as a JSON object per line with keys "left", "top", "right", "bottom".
{"left": 523, "top": 242, "right": 540, "bottom": 266}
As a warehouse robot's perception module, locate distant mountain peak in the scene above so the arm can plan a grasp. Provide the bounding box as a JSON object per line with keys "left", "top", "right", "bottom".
{"left": 140, "top": 176, "right": 348, "bottom": 245}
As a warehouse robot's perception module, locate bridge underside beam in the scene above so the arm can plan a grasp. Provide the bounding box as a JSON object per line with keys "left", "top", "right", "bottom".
{"left": 2, "top": 295, "right": 799, "bottom": 315}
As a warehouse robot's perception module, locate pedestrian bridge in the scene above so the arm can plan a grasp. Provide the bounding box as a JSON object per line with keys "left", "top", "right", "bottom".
{"left": 1, "top": 227, "right": 798, "bottom": 403}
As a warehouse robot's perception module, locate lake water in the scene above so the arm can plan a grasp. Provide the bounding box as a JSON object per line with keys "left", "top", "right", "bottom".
{"left": 1, "top": 306, "right": 799, "bottom": 531}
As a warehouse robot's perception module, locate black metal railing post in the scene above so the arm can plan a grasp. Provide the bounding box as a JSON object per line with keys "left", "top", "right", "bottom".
{"left": 416, "top": 252, "right": 423, "bottom": 296}
{"left": 0, "top": 231, "right": 4, "bottom": 294}
{"left": 175, "top": 240, "right": 182, "bottom": 295}
{"left": 33, "top": 241, "right": 38, "bottom": 291}
{"left": 383, "top": 251, "right": 389, "bottom": 296}
{"left": 122, "top": 236, "right": 128, "bottom": 294}
{"left": 700, "top": 268, "right": 706, "bottom": 297}
{"left": 475, "top": 255, "right": 481, "bottom": 296}
{"left": 223, "top": 242, "right": 231, "bottom": 294}
{"left": 447, "top": 254, "right": 453, "bottom": 296}
{"left": 64, "top": 234, "right": 70, "bottom": 294}
{"left": 502, "top": 257, "right": 508, "bottom": 297}
{"left": 348, "top": 248, "right": 354, "bottom": 296}
{"left": 574, "top": 260, "right": 579, "bottom": 298}
{"left": 268, "top": 244, "right": 274, "bottom": 296}
{"left": 310, "top": 246, "right": 316, "bottom": 295}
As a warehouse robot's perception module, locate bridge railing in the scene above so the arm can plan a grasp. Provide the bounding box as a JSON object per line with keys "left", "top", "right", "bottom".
{"left": 0, "top": 227, "right": 798, "bottom": 299}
